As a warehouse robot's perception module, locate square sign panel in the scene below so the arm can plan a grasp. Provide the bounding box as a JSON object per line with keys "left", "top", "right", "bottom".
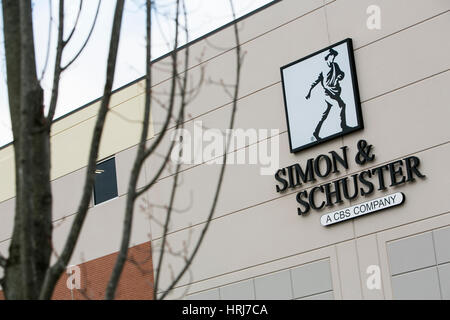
{"left": 280, "top": 38, "right": 363, "bottom": 153}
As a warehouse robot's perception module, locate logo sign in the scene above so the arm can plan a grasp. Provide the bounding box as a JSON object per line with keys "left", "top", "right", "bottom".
{"left": 280, "top": 38, "right": 363, "bottom": 153}
{"left": 320, "top": 192, "right": 405, "bottom": 226}
{"left": 274, "top": 140, "right": 426, "bottom": 226}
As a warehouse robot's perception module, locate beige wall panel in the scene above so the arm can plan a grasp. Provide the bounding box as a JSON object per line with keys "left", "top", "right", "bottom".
{"left": 0, "top": 198, "right": 14, "bottom": 242}
{"left": 376, "top": 212, "right": 450, "bottom": 299}
{"left": 336, "top": 240, "right": 363, "bottom": 299}
{"left": 142, "top": 112, "right": 221, "bottom": 185}
{"left": 151, "top": 191, "right": 354, "bottom": 291}
{"left": 51, "top": 79, "right": 145, "bottom": 136}
{"left": 344, "top": 71, "right": 450, "bottom": 170}
{"left": 116, "top": 145, "right": 148, "bottom": 197}
{"left": 150, "top": 9, "right": 330, "bottom": 136}
{"left": 50, "top": 115, "right": 94, "bottom": 180}
{"left": 356, "top": 234, "right": 384, "bottom": 299}
{"left": 326, "top": 0, "right": 450, "bottom": 49}
{"left": 98, "top": 94, "right": 147, "bottom": 160}
{"left": 177, "top": 246, "right": 342, "bottom": 300}
{"left": 214, "top": 135, "right": 342, "bottom": 218}
{"left": 354, "top": 12, "right": 449, "bottom": 102}
{"left": 142, "top": 132, "right": 182, "bottom": 189}
{"left": 0, "top": 166, "right": 90, "bottom": 243}
{"left": 142, "top": 89, "right": 232, "bottom": 185}
{"left": 52, "top": 167, "right": 90, "bottom": 221}
{"left": 50, "top": 93, "right": 147, "bottom": 181}
{"left": 353, "top": 143, "right": 450, "bottom": 237}
{"left": 232, "top": 83, "right": 288, "bottom": 134}
{"left": 144, "top": 82, "right": 288, "bottom": 185}
{"left": 237, "top": 9, "right": 328, "bottom": 99}
{"left": 0, "top": 146, "right": 15, "bottom": 203}
{"left": 51, "top": 192, "right": 152, "bottom": 266}
{"left": 50, "top": 101, "right": 100, "bottom": 137}
{"left": 147, "top": 78, "right": 183, "bottom": 135}
{"left": 109, "top": 80, "right": 145, "bottom": 109}
{"left": 147, "top": 131, "right": 345, "bottom": 240}
{"left": 0, "top": 166, "right": 94, "bottom": 242}
{"left": 146, "top": 157, "right": 222, "bottom": 240}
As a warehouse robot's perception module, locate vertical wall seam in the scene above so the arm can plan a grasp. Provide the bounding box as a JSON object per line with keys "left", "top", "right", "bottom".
{"left": 334, "top": 244, "right": 344, "bottom": 299}
{"left": 374, "top": 233, "right": 386, "bottom": 299}
{"left": 289, "top": 268, "right": 295, "bottom": 300}
{"left": 431, "top": 231, "right": 443, "bottom": 299}
{"left": 354, "top": 238, "right": 365, "bottom": 299}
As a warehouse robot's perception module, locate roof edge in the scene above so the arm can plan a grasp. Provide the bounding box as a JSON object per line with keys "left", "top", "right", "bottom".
{"left": 0, "top": 0, "right": 281, "bottom": 151}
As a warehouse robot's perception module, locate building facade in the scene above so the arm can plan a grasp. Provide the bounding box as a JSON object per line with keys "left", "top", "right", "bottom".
{"left": 0, "top": 0, "right": 449, "bottom": 300}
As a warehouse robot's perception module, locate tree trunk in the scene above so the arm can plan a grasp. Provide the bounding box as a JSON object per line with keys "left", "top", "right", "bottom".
{"left": 2, "top": 0, "right": 52, "bottom": 299}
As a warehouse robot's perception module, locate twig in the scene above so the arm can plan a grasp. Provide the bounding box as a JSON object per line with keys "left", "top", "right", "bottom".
{"left": 159, "top": 0, "right": 242, "bottom": 299}
{"left": 63, "top": 0, "right": 83, "bottom": 45}
{"left": 0, "top": 254, "right": 6, "bottom": 268}
{"left": 105, "top": 0, "right": 155, "bottom": 299}
{"left": 45, "top": 0, "right": 65, "bottom": 124}
{"left": 39, "top": 0, "right": 126, "bottom": 300}
{"left": 61, "top": 0, "right": 101, "bottom": 71}
{"left": 39, "top": 0, "right": 53, "bottom": 82}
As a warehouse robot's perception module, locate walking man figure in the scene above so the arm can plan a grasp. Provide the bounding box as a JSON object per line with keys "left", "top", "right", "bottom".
{"left": 305, "top": 48, "right": 350, "bottom": 141}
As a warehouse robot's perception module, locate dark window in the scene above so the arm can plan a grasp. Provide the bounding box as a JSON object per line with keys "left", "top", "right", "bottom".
{"left": 93, "top": 157, "right": 118, "bottom": 205}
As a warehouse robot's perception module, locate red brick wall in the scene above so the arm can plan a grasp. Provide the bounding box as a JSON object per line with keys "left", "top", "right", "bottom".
{"left": 1, "top": 241, "right": 154, "bottom": 300}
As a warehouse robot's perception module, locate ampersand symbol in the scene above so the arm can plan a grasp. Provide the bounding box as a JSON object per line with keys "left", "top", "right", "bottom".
{"left": 355, "top": 140, "right": 375, "bottom": 165}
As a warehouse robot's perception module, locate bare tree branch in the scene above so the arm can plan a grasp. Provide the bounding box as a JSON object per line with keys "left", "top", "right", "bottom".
{"left": 63, "top": 0, "right": 83, "bottom": 45}
{"left": 39, "top": 0, "right": 125, "bottom": 300}
{"left": 153, "top": 128, "right": 184, "bottom": 296}
{"left": 141, "top": 63, "right": 179, "bottom": 162}
{"left": 144, "top": 190, "right": 193, "bottom": 215}
{"left": 136, "top": 1, "right": 209, "bottom": 164}
{"left": 104, "top": 0, "right": 155, "bottom": 300}
{"left": 159, "top": 0, "right": 242, "bottom": 299}
{"left": 106, "top": 0, "right": 197, "bottom": 299}
{"left": 154, "top": 0, "right": 189, "bottom": 297}
{"left": 39, "top": 0, "right": 53, "bottom": 82}
{"left": 46, "top": 0, "right": 65, "bottom": 124}
{"left": 0, "top": 254, "right": 6, "bottom": 268}
{"left": 105, "top": 0, "right": 192, "bottom": 299}
{"left": 208, "top": 77, "right": 234, "bottom": 100}
{"left": 46, "top": 0, "right": 100, "bottom": 124}
{"left": 61, "top": 0, "right": 101, "bottom": 71}
{"left": 136, "top": 0, "right": 190, "bottom": 178}
{"left": 135, "top": 5, "right": 199, "bottom": 197}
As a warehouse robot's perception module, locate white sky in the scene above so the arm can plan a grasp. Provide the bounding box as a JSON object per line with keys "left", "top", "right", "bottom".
{"left": 0, "top": 0, "right": 274, "bottom": 147}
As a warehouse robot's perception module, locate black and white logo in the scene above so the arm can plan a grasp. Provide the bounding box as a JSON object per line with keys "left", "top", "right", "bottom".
{"left": 280, "top": 38, "right": 363, "bottom": 153}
